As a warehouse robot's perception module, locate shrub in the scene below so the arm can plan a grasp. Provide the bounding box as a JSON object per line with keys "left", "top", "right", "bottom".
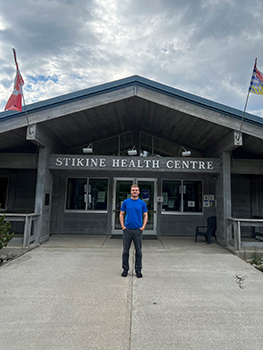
{"left": 0, "top": 215, "right": 14, "bottom": 250}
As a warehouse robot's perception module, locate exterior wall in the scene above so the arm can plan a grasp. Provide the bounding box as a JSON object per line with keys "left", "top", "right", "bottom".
{"left": 50, "top": 169, "right": 217, "bottom": 236}
{"left": 231, "top": 174, "right": 251, "bottom": 237}
{"left": 0, "top": 169, "right": 37, "bottom": 233}
{"left": 50, "top": 170, "right": 109, "bottom": 235}
{"left": 160, "top": 173, "right": 216, "bottom": 236}
{"left": 231, "top": 174, "right": 263, "bottom": 238}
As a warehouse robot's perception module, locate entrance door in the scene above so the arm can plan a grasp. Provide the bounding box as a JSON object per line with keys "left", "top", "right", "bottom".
{"left": 112, "top": 178, "right": 157, "bottom": 235}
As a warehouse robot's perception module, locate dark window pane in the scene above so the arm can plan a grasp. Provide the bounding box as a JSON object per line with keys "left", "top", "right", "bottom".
{"left": 0, "top": 177, "right": 8, "bottom": 210}
{"left": 183, "top": 181, "right": 202, "bottom": 212}
{"left": 66, "top": 178, "right": 86, "bottom": 210}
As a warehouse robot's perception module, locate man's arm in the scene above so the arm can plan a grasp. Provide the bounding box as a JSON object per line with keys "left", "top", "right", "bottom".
{"left": 119, "top": 211, "right": 126, "bottom": 230}
{"left": 140, "top": 212, "right": 148, "bottom": 231}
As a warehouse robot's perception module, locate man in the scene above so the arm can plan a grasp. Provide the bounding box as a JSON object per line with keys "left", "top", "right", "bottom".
{"left": 119, "top": 184, "right": 148, "bottom": 278}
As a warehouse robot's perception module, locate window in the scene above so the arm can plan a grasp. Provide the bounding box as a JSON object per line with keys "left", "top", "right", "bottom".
{"left": 0, "top": 177, "right": 8, "bottom": 211}
{"left": 66, "top": 178, "right": 108, "bottom": 211}
{"left": 162, "top": 180, "right": 202, "bottom": 213}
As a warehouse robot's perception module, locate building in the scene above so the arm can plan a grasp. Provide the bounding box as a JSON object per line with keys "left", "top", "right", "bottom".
{"left": 1, "top": 75, "right": 263, "bottom": 251}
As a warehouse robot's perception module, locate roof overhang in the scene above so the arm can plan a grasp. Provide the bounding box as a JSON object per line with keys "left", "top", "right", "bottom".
{"left": 0, "top": 75, "right": 263, "bottom": 158}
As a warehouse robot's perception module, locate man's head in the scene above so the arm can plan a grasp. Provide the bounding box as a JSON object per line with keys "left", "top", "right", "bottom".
{"left": 130, "top": 184, "right": 140, "bottom": 199}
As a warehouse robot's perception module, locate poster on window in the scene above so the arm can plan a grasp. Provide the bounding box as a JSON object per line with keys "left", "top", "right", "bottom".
{"left": 142, "top": 189, "right": 149, "bottom": 200}
{"left": 97, "top": 191, "right": 105, "bottom": 203}
{"left": 163, "top": 192, "right": 168, "bottom": 205}
{"left": 168, "top": 200, "right": 174, "bottom": 209}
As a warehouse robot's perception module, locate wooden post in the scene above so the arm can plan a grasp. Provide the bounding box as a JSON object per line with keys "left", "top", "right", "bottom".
{"left": 216, "top": 152, "right": 232, "bottom": 246}
{"left": 34, "top": 146, "right": 53, "bottom": 244}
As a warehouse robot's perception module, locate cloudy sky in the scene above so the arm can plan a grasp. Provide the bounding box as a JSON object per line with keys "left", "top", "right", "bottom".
{"left": 1, "top": 0, "right": 263, "bottom": 117}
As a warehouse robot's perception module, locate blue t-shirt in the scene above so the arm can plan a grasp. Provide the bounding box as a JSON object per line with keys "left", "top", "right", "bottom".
{"left": 121, "top": 198, "right": 147, "bottom": 229}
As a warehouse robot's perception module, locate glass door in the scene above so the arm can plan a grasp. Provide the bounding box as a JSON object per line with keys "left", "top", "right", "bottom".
{"left": 112, "top": 178, "right": 157, "bottom": 235}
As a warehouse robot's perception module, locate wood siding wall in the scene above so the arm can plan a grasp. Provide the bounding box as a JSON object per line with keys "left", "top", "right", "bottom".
{"left": 50, "top": 170, "right": 217, "bottom": 236}
{"left": 0, "top": 169, "right": 37, "bottom": 233}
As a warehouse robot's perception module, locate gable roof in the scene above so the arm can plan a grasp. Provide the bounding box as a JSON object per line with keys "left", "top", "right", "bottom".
{"left": 1, "top": 75, "right": 263, "bottom": 127}
{"left": 0, "top": 75, "right": 263, "bottom": 158}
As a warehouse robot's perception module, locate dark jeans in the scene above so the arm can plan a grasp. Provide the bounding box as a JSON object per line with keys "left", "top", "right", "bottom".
{"left": 122, "top": 228, "right": 142, "bottom": 272}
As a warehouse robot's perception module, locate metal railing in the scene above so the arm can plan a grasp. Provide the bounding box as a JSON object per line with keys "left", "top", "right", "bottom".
{"left": 227, "top": 217, "right": 263, "bottom": 250}
{"left": 0, "top": 213, "right": 40, "bottom": 247}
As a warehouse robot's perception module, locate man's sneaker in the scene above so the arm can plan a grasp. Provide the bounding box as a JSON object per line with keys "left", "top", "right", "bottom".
{"left": 136, "top": 271, "right": 143, "bottom": 278}
{"left": 121, "top": 270, "right": 128, "bottom": 277}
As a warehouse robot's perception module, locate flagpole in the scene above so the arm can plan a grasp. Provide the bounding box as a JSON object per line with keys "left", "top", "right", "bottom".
{"left": 22, "top": 92, "right": 33, "bottom": 135}
{"left": 238, "top": 90, "right": 250, "bottom": 138}
{"left": 237, "top": 58, "right": 257, "bottom": 140}
{"left": 12, "top": 48, "right": 32, "bottom": 134}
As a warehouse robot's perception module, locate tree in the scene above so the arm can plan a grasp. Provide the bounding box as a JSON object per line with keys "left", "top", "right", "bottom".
{"left": 0, "top": 215, "right": 14, "bottom": 250}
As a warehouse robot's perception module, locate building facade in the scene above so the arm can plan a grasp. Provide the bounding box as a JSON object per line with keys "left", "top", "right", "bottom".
{"left": 1, "top": 76, "right": 263, "bottom": 250}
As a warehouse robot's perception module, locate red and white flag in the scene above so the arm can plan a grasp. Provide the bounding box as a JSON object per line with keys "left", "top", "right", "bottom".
{"left": 4, "top": 49, "right": 24, "bottom": 112}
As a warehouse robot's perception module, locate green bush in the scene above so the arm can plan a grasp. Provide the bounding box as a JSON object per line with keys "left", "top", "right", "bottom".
{"left": 0, "top": 215, "right": 14, "bottom": 250}
{"left": 251, "top": 249, "right": 263, "bottom": 265}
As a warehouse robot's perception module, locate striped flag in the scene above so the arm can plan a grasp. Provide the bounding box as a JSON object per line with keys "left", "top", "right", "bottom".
{"left": 4, "top": 49, "right": 24, "bottom": 112}
{"left": 249, "top": 59, "right": 263, "bottom": 95}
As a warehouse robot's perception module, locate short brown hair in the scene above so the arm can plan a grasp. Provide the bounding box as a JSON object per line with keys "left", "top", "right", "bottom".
{"left": 131, "top": 184, "right": 139, "bottom": 190}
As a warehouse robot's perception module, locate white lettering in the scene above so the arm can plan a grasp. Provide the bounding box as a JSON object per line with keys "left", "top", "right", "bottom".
{"left": 55, "top": 157, "right": 62, "bottom": 166}
{"left": 128, "top": 160, "right": 136, "bottom": 167}
{"left": 99, "top": 158, "right": 106, "bottom": 167}
{"left": 152, "top": 160, "right": 160, "bottom": 168}
{"left": 121, "top": 159, "right": 128, "bottom": 167}
{"left": 182, "top": 161, "right": 189, "bottom": 169}
{"left": 137, "top": 160, "right": 143, "bottom": 168}
{"left": 144, "top": 160, "right": 151, "bottom": 168}
{"left": 91, "top": 159, "right": 98, "bottom": 167}
{"left": 77, "top": 158, "right": 84, "bottom": 167}
{"left": 191, "top": 161, "right": 198, "bottom": 169}
{"left": 166, "top": 160, "right": 173, "bottom": 169}
{"left": 174, "top": 160, "right": 181, "bottom": 169}
{"left": 64, "top": 158, "right": 71, "bottom": 166}
{"left": 199, "top": 161, "right": 205, "bottom": 170}
{"left": 72, "top": 158, "right": 76, "bottom": 166}
{"left": 207, "top": 161, "right": 214, "bottom": 170}
{"left": 112, "top": 159, "right": 119, "bottom": 167}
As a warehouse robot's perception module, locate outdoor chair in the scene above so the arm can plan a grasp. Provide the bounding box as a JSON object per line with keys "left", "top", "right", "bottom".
{"left": 195, "top": 216, "right": 217, "bottom": 244}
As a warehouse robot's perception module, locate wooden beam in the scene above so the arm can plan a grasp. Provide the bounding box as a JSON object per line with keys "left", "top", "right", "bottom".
{"left": 0, "top": 153, "right": 37, "bottom": 169}
{"left": 34, "top": 146, "right": 53, "bottom": 243}
{"left": 216, "top": 152, "right": 232, "bottom": 246}
{"left": 137, "top": 86, "right": 263, "bottom": 140}
{"left": 26, "top": 124, "right": 64, "bottom": 153}
{"left": 231, "top": 159, "right": 263, "bottom": 174}
{"left": 0, "top": 86, "right": 135, "bottom": 134}
{"left": 204, "top": 130, "right": 242, "bottom": 157}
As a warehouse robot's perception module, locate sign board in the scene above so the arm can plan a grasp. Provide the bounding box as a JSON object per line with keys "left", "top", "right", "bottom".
{"left": 49, "top": 155, "right": 220, "bottom": 173}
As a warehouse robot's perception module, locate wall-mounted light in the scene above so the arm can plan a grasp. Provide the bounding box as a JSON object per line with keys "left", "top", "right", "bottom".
{"left": 128, "top": 146, "right": 137, "bottom": 156}
{"left": 83, "top": 143, "right": 93, "bottom": 154}
{"left": 179, "top": 146, "right": 191, "bottom": 157}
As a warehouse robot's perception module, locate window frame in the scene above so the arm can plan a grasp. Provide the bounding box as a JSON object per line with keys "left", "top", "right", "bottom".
{"left": 64, "top": 177, "right": 109, "bottom": 213}
{"left": 161, "top": 179, "right": 203, "bottom": 215}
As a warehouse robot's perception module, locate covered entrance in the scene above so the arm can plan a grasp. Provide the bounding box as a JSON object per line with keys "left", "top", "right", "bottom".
{"left": 1, "top": 75, "right": 263, "bottom": 251}
{"left": 112, "top": 178, "right": 157, "bottom": 235}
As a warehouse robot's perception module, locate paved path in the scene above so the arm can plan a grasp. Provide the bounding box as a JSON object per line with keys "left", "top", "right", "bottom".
{"left": 1, "top": 236, "right": 263, "bottom": 350}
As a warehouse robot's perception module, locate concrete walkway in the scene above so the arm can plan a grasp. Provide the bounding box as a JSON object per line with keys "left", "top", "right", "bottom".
{"left": 1, "top": 236, "right": 263, "bottom": 350}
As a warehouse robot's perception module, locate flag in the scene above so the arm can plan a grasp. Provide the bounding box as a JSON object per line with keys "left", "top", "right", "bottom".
{"left": 249, "top": 59, "right": 263, "bottom": 95}
{"left": 4, "top": 48, "right": 24, "bottom": 112}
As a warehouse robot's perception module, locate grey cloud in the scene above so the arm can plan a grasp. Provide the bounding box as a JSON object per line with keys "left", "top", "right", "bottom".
{"left": 0, "top": 0, "right": 263, "bottom": 116}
